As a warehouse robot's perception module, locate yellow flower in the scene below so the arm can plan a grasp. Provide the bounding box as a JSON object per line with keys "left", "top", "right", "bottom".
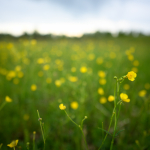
{"left": 68, "top": 76, "right": 78, "bottom": 82}
{"left": 7, "top": 140, "right": 19, "bottom": 148}
{"left": 138, "top": 90, "right": 147, "bottom": 97}
{"left": 80, "top": 67, "right": 87, "bottom": 73}
{"left": 98, "top": 88, "right": 104, "bottom": 95}
{"left": 33, "top": 131, "right": 36, "bottom": 134}
{"left": 31, "top": 84, "right": 37, "bottom": 91}
{"left": 7, "top": 71, "right": 16, "bottom": 80}
{"left": 46, "top": 78, "right": 52, "bottom": 84}
{"left": 43, "top": 64, "right": 50, "bottom": 70}
{"left": 123, "top": 84, "right": 130, "bottom": 90}
{"left": 99, "top": 97, "right": 107, "bottom": 104}
{"left": 59, "top": 103, "right": 66, "bottom": 110}
{"left": 55, "top": 80, "right": 61, "bottom": 87}
{"left": 108, "top": 95, "right": 115, "bottom": 102}
{"left": 70, "top": 101, "right": 78, "bottom": 109}
{"left": 126, "top": 71, "right": 137, "bottom": 81}
{"left": 98, "top": 71, "right": 106, "bottom": 78}
{"left": 37, "top": 58, "right": 44, "bottom": 64}
{"left": 15, "top": 66, "right": 21, "bottom": 72}
{"left": 120, "top": 93, "right": 130, "bottom": 102}
{"left": 5, "top": 96, "right": 12, "bottom": 102}
{"left": 99, "top": 79, "right": 106, "bottom": 85}
{"left": 71, "top": 67, "right": 76, "bottom": 72}
{"left": 128, "top": 55, "right": 134, "bottom": 61}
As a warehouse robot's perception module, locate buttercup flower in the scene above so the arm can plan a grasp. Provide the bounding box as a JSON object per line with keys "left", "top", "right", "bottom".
{"left": 70, "top": 101, "right": 78, "bottom": 109}
{"left": 31, "top": 84, "right": 37, "bottom": 91}
{"left": 68, "top": 76, "right": 78, "bottom": 82}
{"left": 99, "top": 79, "right": 106, "bottom": 85}
{"left": 7, "top": 140, "right": 19, "bottom": 148}
{"left": 138, "top": 90, "right": 147, "bottom": 97}
{"left": 108, "top": 95, "right": 115, "bottom": 102}
{"left": 120, "top": 93, "right": 130, "bottom": 102}
{"left": 126, "top": 71, "right": 137, "bottom": 81}
{"left": 55, "top": 80, "right": 61, "bottom": 87}
{"left": 5, "top": 96, "right": 12, "bottom": 102}
{"left": 98, "top": 71, "right": 106, "bottom": 78}
{"left": 80, "top": 67, "right": 87, "bottom": 73}
{"left": 98, "top": 88, "right": 104, "bottom": 95}
{"left": 99, "top": 97, "right": 107, "bottom": 104}
{"left": 59, "top": 103, "right": 66, "bottom": 110}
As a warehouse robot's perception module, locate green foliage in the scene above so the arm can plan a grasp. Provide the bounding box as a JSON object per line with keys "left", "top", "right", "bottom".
{"left": 0, "top": 36, "right": 150, "bottom": 150}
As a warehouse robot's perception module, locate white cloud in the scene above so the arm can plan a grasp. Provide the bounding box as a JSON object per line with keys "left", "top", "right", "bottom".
{"left": 0, "top": 0, "right": 150, "bottom": 36}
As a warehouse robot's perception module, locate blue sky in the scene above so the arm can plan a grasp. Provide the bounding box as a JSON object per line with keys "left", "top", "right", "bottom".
{"left": 0, "top": 0, "right": 150, "bottom": 36}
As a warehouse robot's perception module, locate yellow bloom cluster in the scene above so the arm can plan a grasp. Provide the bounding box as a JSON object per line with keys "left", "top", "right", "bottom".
{"left": 7, "top": 140, "right": 18, "bottom": 148}
{"left": 126, "top": 71, "right": 137, "bottom": 81}
{"left": 120, "top": 93, "right": 130, "bottom": 102}
{"left": 59, "top": 104, "right": 66, "bottom": 110}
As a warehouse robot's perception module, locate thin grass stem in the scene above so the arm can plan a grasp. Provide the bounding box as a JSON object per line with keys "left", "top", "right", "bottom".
{"left": 37, "top": 110, "right": 45, "bottom": 150}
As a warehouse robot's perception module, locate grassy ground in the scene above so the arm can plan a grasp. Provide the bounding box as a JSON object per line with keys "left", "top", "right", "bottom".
{"left": 0, "top": 36, "right": 150, "bottom": 150}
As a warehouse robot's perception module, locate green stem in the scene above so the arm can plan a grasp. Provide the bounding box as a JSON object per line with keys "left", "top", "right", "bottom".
{"left": 98, "top": 110, "right": 115, "bottom": 150}
{"left": 117, "top": 103, "right": 122, "bottom": 123}
{"left": 0, "top": 101, "right": 6, "bottom": 111}
{"left": 13, "top": 147, "right": 15, "bottom": 150}
{"left": 98, "top": 78, "right": 117, "bottom": 150}
{"left": 79, "top": 127, "right": 89, "bottom": 150}
{"left": 64, "top": 111, "right": 89, "bottom": 150}
{"left": 64, "top": 110, "right": 79, "bottom": 128}
{"left": 37, "top": 110, "right": 45, "bottom": 150}
{"left": 110, "top": 80, "right": 119, "bottom": 150}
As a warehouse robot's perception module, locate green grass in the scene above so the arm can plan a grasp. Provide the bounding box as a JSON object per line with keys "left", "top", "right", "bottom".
{"left": 0, "top": 36, "right": 150, "bottom": 150}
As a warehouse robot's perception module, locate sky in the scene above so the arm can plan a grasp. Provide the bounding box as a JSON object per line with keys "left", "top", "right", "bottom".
{"left": 0, "top": 0, "right": 150, "bottom": 37}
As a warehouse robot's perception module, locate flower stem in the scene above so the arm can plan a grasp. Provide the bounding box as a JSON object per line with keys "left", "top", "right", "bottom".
{"left": 98, "top": 78, "right": 118, "bottom": 150}
{"left": 79, "top": 127, "right": 89, "bottom": 150}
{"left": 64, "top": 111, "right": 89, "bottom": 150}
{"left": 64, "top": 110, "right": 79, "bottom": 127}
{"left": 98, "top": 111, "right": 114, "bottom": 150}
{"left": 37, "top": 110, "right": 45, "bottom": 150}
{"left": 110, "top": 79, "right": 119, "bottom": 150}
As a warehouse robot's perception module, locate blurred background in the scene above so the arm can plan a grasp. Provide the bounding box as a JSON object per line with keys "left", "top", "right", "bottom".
{"left": 0, "top": 0, "right": 150, "bottom": 150}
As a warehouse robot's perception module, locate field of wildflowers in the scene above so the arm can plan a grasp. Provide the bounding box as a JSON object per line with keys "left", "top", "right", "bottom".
{"left": 0, "top": 36, "right": 150, "bottom": 150}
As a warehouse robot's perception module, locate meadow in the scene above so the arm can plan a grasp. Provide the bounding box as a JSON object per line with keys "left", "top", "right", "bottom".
{"left": 0, "top": 35, "right": 150, "bottom": 150}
